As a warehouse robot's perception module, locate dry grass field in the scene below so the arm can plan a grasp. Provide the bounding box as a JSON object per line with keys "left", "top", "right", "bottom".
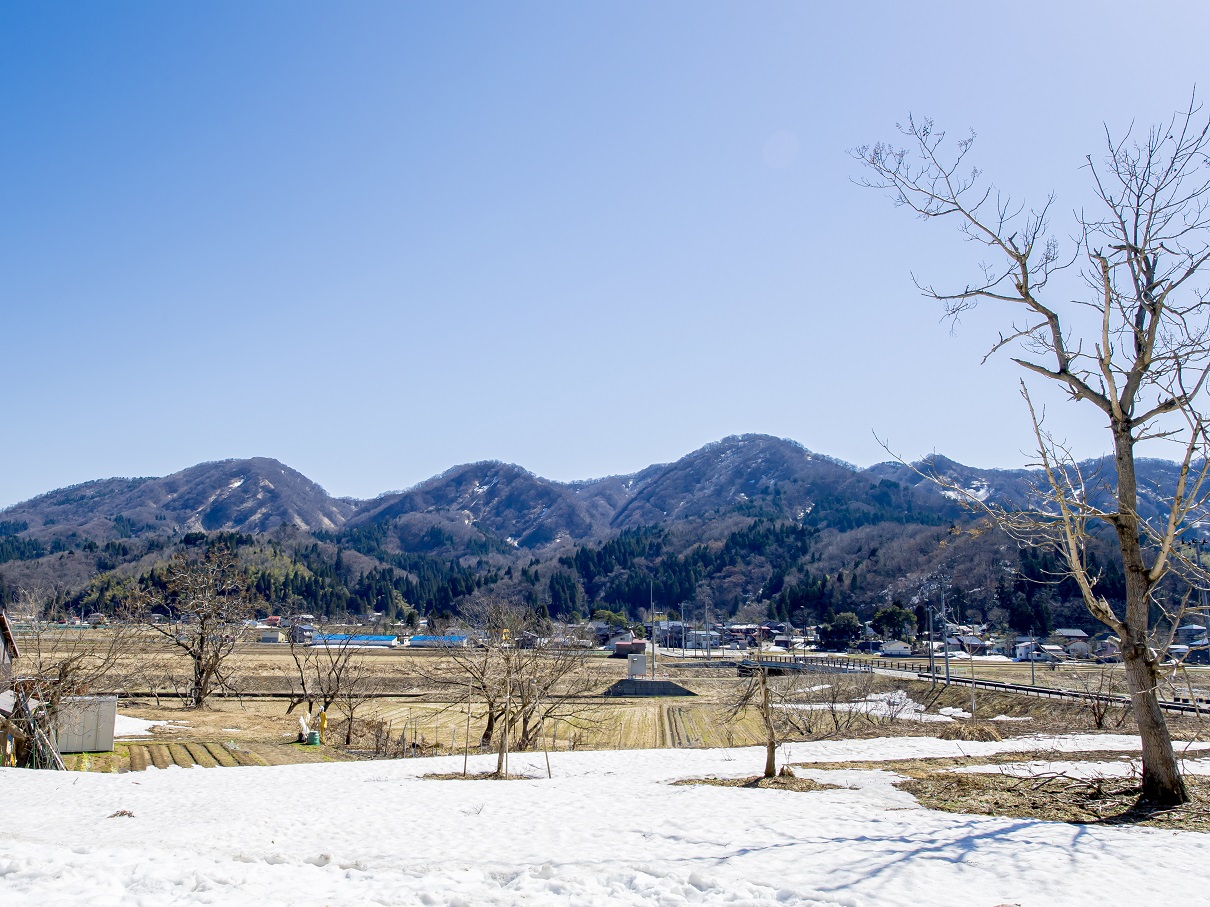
{"left": 19, "top": 628, "right": 1209, "bottom": 774}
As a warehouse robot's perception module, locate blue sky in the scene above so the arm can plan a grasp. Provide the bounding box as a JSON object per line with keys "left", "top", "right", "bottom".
{"left": 2, "top": 2, "right": 1208, "bottom": 507}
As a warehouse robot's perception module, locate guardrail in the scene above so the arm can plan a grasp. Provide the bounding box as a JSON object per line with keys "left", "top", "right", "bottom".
{"left": 744, "top": 653, "right": 1207, "bottom": 717}
{"left": 744, "top": 654, "right": 874, "bottom": 675}
{"left": 905, "top": 669, "right": 1206, "bottom": 717}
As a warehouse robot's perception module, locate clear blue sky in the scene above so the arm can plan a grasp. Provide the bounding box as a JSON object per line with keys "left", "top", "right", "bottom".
{"left": 2, "top": 2, "right": 1207, "bottom": 507}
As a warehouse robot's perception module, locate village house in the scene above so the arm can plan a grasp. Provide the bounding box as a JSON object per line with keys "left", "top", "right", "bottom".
{"left": 1047, "top": 629, "right": 1090, "bottom": 658}
{"left": 954, "top": 634, "right": 989, "bottom": 655}
{"left": 1092, "top": 635, "right": 1121, "bottom": 662}
{"left": 1175, "top": 623, "right": 1207, "bottom": 646}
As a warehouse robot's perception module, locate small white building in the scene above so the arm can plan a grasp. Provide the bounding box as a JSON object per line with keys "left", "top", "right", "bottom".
{"left": 880, "top": 640, "right": 912, "bottom": 657}
{"left": 1014, "top": 640, "right": 1062, "bottom": 662}
{"left": 53, "top": 695, "right": 118, "bottom": 754}
{"left": 1064, "top": 639, "right": 1092, "bottom": 658}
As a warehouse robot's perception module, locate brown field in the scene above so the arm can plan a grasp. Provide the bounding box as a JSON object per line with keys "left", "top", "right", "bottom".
{"left": 19, "top": 629, "right": 1207, "bottom": 774}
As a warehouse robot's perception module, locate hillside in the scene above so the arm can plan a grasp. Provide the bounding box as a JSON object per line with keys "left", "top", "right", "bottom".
{"left": 1, "top": 457, "right": 357, "bottom": 540}
{"left": 0, "top": 435, "right": 1183, "bottom": 637}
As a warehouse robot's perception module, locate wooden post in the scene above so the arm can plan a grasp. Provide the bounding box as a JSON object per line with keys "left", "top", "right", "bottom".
{"left": 542, "top": 718, "right": 552, "bottom": 779}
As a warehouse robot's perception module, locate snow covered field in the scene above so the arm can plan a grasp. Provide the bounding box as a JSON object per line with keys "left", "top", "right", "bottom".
{"left": 3, "top": 735, "right": 1209, "bottom": 906}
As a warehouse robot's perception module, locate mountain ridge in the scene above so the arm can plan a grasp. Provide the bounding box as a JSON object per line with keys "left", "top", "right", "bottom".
{"left": 2, "top": 435, "right": 1196, "bottom": 563}
{"left": 0, "top": 434, "right": 1186, "bottom": 636}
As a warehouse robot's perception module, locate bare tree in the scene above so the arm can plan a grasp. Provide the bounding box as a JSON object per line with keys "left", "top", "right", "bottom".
{"left": 283, "top": 616, "right": 378, "bottom": 719}
{"left": 856, "top": 95, "right": 1210, "bottom": 804}
{"left": 136, "top": 545, "right": 252, "bottom": 709}
{"left": 329, "top": 654, "right": 382, "bottom": 746}
{"left": 421, "top": 596, "right": 597, "bottom": 777}
{"left": 10, "top": 588, "right": 135, "bottom": 725}
{"left": 5, "top": 589, "right": 136, "bottom": 767}
{"left": 725, "top": 663, "right": 830, "bottom": 777}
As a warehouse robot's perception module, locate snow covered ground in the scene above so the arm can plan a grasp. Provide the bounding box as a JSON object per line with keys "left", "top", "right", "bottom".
{"left": 113, "top": 714, "right": 186, "bottom": 738}
{"left": 778, "top": 691, "right": 974, "bottom": 722}
{"left": 3, "top": 735, "right": 1209, "bottom": 906}
{"left": 956, "top": 757, "right": 1210, "bottom": 779}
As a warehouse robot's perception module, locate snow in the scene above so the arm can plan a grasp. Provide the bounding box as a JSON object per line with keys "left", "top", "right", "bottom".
{"left": 3, "top": 736, "right": 1210, "bottom": 906}
{"left": 779, "top": 692, "right": 962, "bottom": 722}
{"left": 954, "top": 757, "right": 1210, "bottom": 779}
{"left": 113, "top": 714, "right": 186, "bottom": 738}
{"left": 937, "top": 707, "right": 972, "bottom": 719}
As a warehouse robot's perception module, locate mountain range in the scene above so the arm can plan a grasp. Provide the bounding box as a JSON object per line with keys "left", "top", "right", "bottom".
{"left": 0, "top": 434, "right": 1188, "bottom": 634}
{"left": 1, "top": 434, "right": 1186, "bottom": 547}
{"left": 2, "top": 435, "right": 956, "bottom": 545}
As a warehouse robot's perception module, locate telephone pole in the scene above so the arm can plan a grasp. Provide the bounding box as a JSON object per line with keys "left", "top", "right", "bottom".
{"left": 940, "top": 581, "right": 951, "bottom": 685}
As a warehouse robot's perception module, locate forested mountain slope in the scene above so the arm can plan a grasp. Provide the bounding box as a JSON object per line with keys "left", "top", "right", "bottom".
{"left": 0, "top": 435, "right": 1184, "bottom": 639}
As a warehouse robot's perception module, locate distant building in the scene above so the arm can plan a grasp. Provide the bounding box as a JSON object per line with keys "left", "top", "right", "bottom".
{"left": 406, "top": 635, "right": 468, "bottom": 649}
{"left": 612, "top": 638, "right": 646, "bottom": 657}
{"left": 1014, "top": 639, "right": 1061, "bottom": 662}
{"left": 955, "top": 635, "right": 989, "bottom": 655}
{"left": 289, "top": 624, "right": 314, "bottom": 645}
{"left": 1176, "top": 623, "right": 1208, "bottom": 646}
{"left": 1093, "top": 636, "right": 1121, "bottom": 662}
{"left": 312, "top": 634, "right": 400, "bottom": 648}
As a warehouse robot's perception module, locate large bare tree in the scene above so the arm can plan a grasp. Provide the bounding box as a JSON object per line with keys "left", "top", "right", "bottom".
{"left": 856, "top": 96, "right": 1210, "bottom": 804}
{"left": 137, "top": 545, "right": 252, "bottom": 709}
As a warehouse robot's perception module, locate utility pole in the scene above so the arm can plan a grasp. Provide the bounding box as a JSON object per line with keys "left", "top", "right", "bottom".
{"left": 927, "top": 602, "right": 936, "bottom": 686}
{"left": 966, "top": 637, "right": 976, "bottom": 717}
{"left": 649, "top": 578, "right": 656, "bottom": 681}
{"left": 1029, "top": 625, "right": 1036, "bottom": 686}
{"left": 941, "top": 582, "right": 951, "bottom": 685}
{"left": 1199, "top": 539, "right": 1210, "bottom": 667}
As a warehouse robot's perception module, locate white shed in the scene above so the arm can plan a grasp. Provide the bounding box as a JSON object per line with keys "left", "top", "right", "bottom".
{"left": 53, "top": 695, "right": 118, "bottom": 753}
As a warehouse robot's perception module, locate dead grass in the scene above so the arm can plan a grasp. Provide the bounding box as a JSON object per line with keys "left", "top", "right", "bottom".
{"left": 671, "top": 773, "right": 841, "bottom": 794}
{"left": 422, "top": 770, "right": 537, "bottom": 781}
{"left": 935, "top": 722, "right": 1002, "bottom": 742}
{"left": 899, "top": 771, "right": 1210, "bottom": 832}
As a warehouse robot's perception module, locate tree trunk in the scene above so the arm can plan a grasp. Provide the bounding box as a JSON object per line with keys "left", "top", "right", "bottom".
{"left": 496, "top": 709, "right": 509, "bottom": 776}
{"left": 759, "top": 666, "right": 776, "bottom": 778}
{"left": 192, "top": 661, "right": 207, "bottom": 709}
{"left": 1112, "top": 425, "right": 1189, "bottom": 806}
{"left": 1123, "top": 645, "right": 1189, "bottom": 804}
{"left": 481, "top": 708, "right": 496, "bottom": 750}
